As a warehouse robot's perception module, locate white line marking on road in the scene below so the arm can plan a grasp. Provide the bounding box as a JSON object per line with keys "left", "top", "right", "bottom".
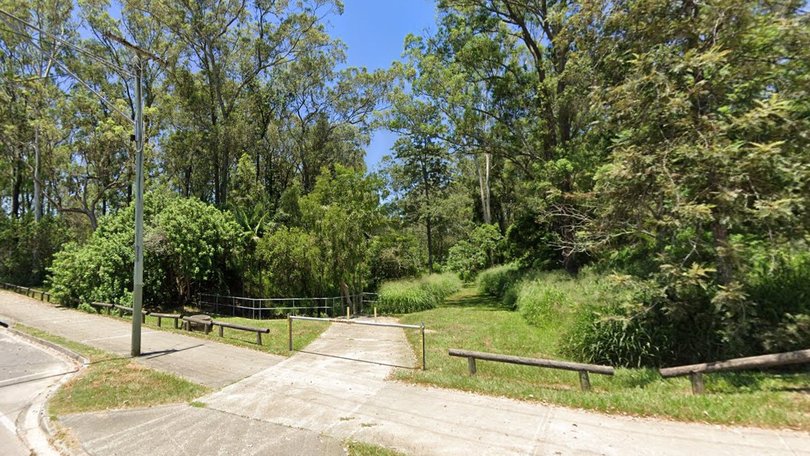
{"left": 0, "top": 410, "right": 16, "bottom": 435}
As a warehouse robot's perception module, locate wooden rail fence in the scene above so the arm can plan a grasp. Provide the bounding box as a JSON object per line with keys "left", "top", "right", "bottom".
{"left": 659, "top": 348, "right": 810, "bottom": 394}
{"left": 448, "top": 348, "right": 614, "bottom": 391}
{"left": 1, "top": 282, "right": 52, "bottom": 302}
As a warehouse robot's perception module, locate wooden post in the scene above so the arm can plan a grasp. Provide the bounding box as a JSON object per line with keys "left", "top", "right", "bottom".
{"left": 346, "top": 306, "right": 350, "bottom": 320}
{"left": 374, "top": 307, "right": 377, "bottom": 320}
{"left": 421, "top": 322, "right": 426, "bottom": 371}
{"left": 288, "top": 315, "right": 293, "bottom": 351}
{"left": 218, "top": 325, "right": 224, "bottom": 337}
{"left": 690, "top": 372, "right": 704, "bottom": 394}
{"left": 579, "top": 371, "right": 591, "bottom": 391}
{"left": 256, "top": 332, "right": 262, "bottom": 345}
{"left": 468, "top": 357, "right": 477, "bottom": 375}
{"left": 156, "top": 316, "right": 162, "bottom": 327}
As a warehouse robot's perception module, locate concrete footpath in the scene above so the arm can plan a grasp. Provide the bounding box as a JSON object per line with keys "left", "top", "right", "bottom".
{"left": 2, "top": 290, "right": 809, "bottom": 455}
{"left": 0, "top": 290, "right": 282, "bottom": 388}
{"left": 66, "top": 319, "right": 810, "bottom": 456}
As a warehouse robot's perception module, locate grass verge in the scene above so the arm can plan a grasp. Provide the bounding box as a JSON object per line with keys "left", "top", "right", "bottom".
{"left": 397, "top": 287, "right": 810, "bottom": 430}
{"left": 346, "top": 441, "right": 406, "bottom": 456}
{"left": 14, "top": 324, "right": 209, "bottom": 416}
{"left": 6, "top": 287, "right": 328, "bottom": 356}
{"left": 113, "top": 313, "right": 327, "bottom": 356}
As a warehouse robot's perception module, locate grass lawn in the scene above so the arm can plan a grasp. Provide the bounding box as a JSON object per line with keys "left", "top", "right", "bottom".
{"left": 14, "top": 324, "right": 208, "bottom": 416}
{"left": 116, "top": 312, "right": 328, "bottom": 356}
{"left": 397, "top": 286, "right": 810, "bottom": 430}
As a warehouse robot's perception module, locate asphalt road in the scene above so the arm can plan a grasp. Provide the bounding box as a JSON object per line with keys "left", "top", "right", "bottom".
{"left": 0, "top": 329, "right": 76, "bottom": 456}
{"left": 0, "top": 291, "right": 282, "bottom": 388}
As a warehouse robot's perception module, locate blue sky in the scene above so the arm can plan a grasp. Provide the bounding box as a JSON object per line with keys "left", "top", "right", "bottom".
{"left": 327, "top": 0, "right": 437, "bottom": 170}
{"left": 85, "top": 0, "right": 437, "bottom": 170}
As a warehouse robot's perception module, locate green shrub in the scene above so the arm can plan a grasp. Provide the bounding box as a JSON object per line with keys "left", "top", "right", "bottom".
{"left": 446, "top": 224, "right": 502, "bottom": 281}
{"left": 502, "top": 286, "right": 519, "bottom": 310}
{"left": 377, "top": 279, "right": 437, "bottom": 314}
{"left": 49, "top": 192, "right": 242, "bottom": 308}
{"left": 504, "top": 270, "right": 674, "bottom": 367}
{"left": 256, "top": 227, "right": 323, "bottom": 298}
{"left": 377, "top": 273, "right": 461, "bottom": 314}
{"left": 745, "top": 249, "right": 810, "bottom": 353}
{"left": 77, "top": 302, "right": 98, "bottom": 314}
{"left": 476, "top": 263, "right": 522, "bottom": 299}
{"left": 420, "top": 273, "right": 462, "bottom": 301}
{"left": 562, "top": 279, "right": 674, "bottom": 367}
{"left": 368, "top": 230, "right": 423, "bottom": 288}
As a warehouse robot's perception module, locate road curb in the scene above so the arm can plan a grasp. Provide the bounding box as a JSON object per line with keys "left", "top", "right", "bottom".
{"left": 5, "top": 325, "right": 90, "bottom": 456}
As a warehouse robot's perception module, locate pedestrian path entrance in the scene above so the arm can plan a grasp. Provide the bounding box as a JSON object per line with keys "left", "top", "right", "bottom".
{"left": 288, "top": 315, "right": 426, "bottom": 370}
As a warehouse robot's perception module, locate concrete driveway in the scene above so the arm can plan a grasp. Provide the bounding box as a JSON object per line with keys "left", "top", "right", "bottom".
{"left": 64, "top": 319, "right": 810, "bottom": 455}
{"left": 3, "top": 290, "right": 808, "bottom": 456}
{"left": 199, "top": 320, "right": 810, "bottom": 455}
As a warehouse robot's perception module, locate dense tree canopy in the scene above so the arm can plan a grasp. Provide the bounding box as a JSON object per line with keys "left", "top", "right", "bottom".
{"left": 0, "top": 0, "right": 807, "bottom": 362}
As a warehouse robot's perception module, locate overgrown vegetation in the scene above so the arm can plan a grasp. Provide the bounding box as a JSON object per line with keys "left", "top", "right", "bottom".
{"left": 14, "top": 325, "right": 208, "bottom": 415}
{"left": 474, "top": 252, "right": 810, "bottom": 368}
{"left": 398, "top": 288, "right": 810, "bottom": 429}
{"left": 377, "top": 273, "right": 461, "bottom": 314}
{"left": 0, "top": 215, "right": 68, "bottom": 286}
{"left": 48, "top": 192, "right": 242, "bottom": 308}
{"left": 1, "top": 0, "right": 808, "bottom": 372}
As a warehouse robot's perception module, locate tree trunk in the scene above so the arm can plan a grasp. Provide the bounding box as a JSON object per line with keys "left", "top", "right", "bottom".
{"left": 420, "top": 150, "right": 434, "bottom": 272}
{"left": 12, "top": 156, "right": 22, "bottom": 218}
{"left": 476, "top": 153, "right": 492, "bottom": 224}
{"left": 33, "top": 126, "right": 42, "bottom": 221}
{"left": 712, "top": 219, "right": 733, "bottom": 286}
{"left": 184, "top": 164, "right": 192, "bottom": 197}
{"left": 425, "top": 215, "right": 434, "bottom": 272}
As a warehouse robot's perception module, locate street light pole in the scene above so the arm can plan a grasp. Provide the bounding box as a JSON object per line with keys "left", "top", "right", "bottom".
{"left": 132, "top": 59, "right": 145, "bottom": 357}
{"left": 0, "top": 8, "right": 155, "bottom": 357}
{"left": 100, "top": 32, "right": 164, "bottom": 358}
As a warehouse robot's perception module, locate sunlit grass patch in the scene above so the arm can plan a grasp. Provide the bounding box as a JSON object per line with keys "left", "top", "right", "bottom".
{"left": 14, "top": 325, "right": 208, "bottom": 416}
{"left": 377, "top": 273, "right": 462, "bottom": 314}
{"left": 139, "top": 314, "right": 327, "bottom": 355}
{"left": 397, "top": 287, "right": 810, "bottom": 430}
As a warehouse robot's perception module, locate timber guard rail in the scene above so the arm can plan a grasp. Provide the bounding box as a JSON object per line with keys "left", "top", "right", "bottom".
{"left": 659, "top": 348, "right": 810, "bottom": 394}
{"left": 449, "top": 348, "right": 614, "bottom": 391}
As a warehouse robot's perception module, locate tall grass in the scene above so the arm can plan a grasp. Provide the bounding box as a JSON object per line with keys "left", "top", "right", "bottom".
{"left": 476, "top": 263, "right": 522, "bottom": 300}
{"left": 377, "top": 273, "right": 462, "bottom": 314}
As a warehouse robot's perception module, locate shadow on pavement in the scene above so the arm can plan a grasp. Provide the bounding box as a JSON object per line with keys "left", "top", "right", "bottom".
{"left": 295, "top": 349, "right": 418, "bottom": 370}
